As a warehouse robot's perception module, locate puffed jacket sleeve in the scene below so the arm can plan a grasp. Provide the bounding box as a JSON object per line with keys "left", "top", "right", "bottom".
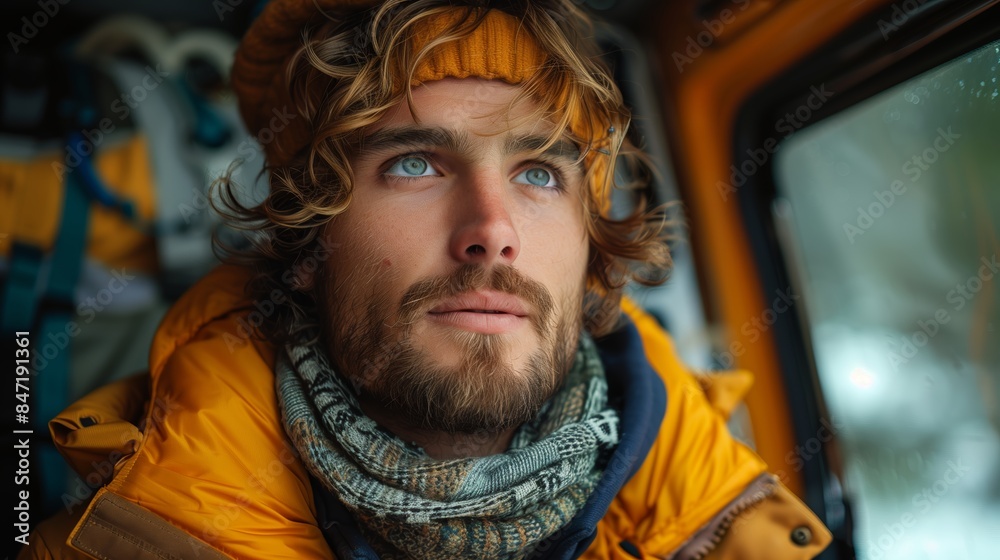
{"left": 670, "top": 475, "right": 832, "bottom": 560}
{"left": 595, "top": 298, "right": 833, "bottom": 560}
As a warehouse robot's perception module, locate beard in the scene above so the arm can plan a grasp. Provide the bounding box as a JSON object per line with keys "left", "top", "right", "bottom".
{"left": 319, "top": 263, "right": 582, "bottom": 435}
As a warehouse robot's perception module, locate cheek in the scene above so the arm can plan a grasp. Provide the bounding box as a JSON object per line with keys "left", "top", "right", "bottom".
{"left": 523, "top": 218, "right": 588, "bottom": 305}
{"left": 351, "top": 195, "right": 444, "bottom": 269}
{"left": 321, "top": 215, "right": 396, "bottom": 301}
{"left": 329, "top": 200, "right": 416, "bottom": 266}
{"left": 532, "top": 203, "right": 588, "bottom": 266}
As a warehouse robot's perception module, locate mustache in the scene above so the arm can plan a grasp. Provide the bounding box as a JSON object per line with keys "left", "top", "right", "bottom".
{"left": 395, "top": 264, "right": 555, "bottom": 335}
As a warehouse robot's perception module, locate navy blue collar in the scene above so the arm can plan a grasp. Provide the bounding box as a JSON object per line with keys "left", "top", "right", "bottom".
{"left": 311, "top": 317, "right": 668, "bottom": 559}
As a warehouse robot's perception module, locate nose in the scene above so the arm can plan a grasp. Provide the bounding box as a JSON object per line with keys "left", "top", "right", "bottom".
{"left": 448, "top": 173, "right": 520, "bottom": 265}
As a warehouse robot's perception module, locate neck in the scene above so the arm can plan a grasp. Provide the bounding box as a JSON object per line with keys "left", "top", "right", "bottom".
{"left": 359, "top": 401, "right": 517, "bottom": 460}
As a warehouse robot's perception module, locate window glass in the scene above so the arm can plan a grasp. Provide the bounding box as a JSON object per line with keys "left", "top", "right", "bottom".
{"left": 774, "top": 40, "right": 1000, "bottom": 559}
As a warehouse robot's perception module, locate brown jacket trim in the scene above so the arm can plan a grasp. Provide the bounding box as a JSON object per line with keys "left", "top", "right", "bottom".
{"left": 668, "top": 474, "right": 833, "bottom": 560}
{"left": 69, "top": 490, "right": 229, "bottom": 560}
{"left": 669, "top": 473, "right": 779, "bottom": 560}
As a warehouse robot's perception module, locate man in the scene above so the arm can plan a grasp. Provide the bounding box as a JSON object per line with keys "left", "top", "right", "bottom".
{"left": 25, "top": 0, "right": 832, "bottom": 558}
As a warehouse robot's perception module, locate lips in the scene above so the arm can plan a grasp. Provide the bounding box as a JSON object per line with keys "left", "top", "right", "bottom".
{"left": 428, "top": 291, "right": 528, "bottom": 317}
{"left": 427, "top": 291, "right": 529, "bottom": 334}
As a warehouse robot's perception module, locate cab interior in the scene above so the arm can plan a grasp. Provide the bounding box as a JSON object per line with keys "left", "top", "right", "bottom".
{"left": 2, "top": 0, "right": 998, "bottom": 557}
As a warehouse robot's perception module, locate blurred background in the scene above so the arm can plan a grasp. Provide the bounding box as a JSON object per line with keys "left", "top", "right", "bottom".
{"left": 774, "top": 41, "right": 1000, "bottom": 559}
{"left": 2, "top": 1, "right": 999, "bottom": 559}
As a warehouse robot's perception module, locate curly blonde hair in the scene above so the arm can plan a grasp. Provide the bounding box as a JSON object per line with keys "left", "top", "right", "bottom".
{"left": 216, "top": 0, "right": 672, "bottom": 341}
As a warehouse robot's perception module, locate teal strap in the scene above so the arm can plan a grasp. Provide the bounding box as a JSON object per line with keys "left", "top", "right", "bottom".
{"left": 34, "top": 152, "right": 91, "bottom": 514}
{"left": 0, "top": 243, "right": 43, "bottom": 332}
{"left": 38, "top": 445, "right": 70, "bottom": 514}
{"left": 35, "top": 169, "right": 89, "bottom": 428}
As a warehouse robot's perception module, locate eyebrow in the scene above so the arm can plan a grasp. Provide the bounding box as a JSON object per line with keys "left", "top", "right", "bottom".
{"left": 359, "top": 125, "right": 582, "bottom": 164}
{"left": 360, "top": 126, "right": 472, "bottom": 155}
{"left": 503, "top": 134, "right": 581, "bottom": 163}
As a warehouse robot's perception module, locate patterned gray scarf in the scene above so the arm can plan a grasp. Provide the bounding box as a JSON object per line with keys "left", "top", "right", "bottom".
{"left": 277, "top": 332, "right": 619, "bottom": 560}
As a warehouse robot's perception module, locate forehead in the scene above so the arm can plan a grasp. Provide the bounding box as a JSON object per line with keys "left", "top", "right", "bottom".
{"left": 368, "top": 77, "right": 560, "bottom": 141}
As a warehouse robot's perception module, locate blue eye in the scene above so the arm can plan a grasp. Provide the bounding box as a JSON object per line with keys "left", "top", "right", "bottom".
{"left": 386, "top": 156, "right": 438, "bottom": 177}
{"left": 515, "top": 167, "right": 558, "bottom": 188}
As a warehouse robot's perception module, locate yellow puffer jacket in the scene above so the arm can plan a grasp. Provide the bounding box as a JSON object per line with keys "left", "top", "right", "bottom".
{"left": 22, "top": 265, "right": 832, "bottom": 559}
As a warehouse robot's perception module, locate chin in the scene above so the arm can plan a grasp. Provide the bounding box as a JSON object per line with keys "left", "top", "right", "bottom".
{"left": 364, "top": 329, "right": 560, "bottom": 434}
{"left": 416, "top": 327, "right": 537, "bottom": 372}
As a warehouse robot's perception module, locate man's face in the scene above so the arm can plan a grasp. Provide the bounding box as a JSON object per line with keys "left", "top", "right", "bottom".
{"left": 317, "top": 78, "right": 590, "bottom": 434}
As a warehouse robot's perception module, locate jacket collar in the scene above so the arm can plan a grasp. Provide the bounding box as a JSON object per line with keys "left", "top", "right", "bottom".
{"left": 311, "top": 316, "right": 668, "bottom": 559}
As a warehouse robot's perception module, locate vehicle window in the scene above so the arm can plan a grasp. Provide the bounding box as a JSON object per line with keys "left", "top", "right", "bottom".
{"left": 773, "top": 39, "right": 1000, "bottom": 559}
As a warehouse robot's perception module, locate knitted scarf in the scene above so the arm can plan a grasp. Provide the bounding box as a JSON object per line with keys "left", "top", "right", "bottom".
{"left": 277, "top": 332, "right": 620, "bottom": 560}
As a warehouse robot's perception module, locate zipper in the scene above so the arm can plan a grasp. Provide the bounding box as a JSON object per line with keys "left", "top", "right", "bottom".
{"left": 668, "top": 473, "right": 778, "bottom": 560}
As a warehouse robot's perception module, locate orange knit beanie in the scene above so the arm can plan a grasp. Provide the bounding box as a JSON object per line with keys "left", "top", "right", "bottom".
{"left": 231, "top": 0, "right": 613, "bottom": 208}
